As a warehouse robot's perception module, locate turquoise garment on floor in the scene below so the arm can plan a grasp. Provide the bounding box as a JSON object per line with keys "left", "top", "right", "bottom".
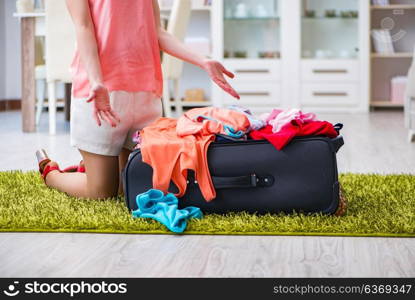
{"left": 132, "top": 189, "right": 203, "bottom": 233}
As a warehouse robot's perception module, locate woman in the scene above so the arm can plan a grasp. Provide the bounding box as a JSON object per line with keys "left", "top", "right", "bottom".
{"left": 36, "top": 0, "right": 239, "bottom": 199}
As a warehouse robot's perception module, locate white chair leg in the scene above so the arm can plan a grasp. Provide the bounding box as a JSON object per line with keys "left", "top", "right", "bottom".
{"left": 162, "top": 79, "right": 172, "bottom": 118}
{"left": 35, "top": 79, "right": 46, "bottom": 126}
{"left": 47, "top": 81, "right": 57, "bottom": 135}
{"left": 173, "top": 79, "right": 183, "bottom": 117}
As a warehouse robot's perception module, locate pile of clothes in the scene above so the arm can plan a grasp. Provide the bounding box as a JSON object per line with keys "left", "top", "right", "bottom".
{"left": 135, "top": 106, "right": 338, "bottom": 201}
{"left": 131, "top": 106, "right": 339, "bottom": 232}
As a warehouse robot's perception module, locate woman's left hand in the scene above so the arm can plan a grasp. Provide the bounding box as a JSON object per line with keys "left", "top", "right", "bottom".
{"left": 202, "top": 59, "right": 240, "bottom": 99}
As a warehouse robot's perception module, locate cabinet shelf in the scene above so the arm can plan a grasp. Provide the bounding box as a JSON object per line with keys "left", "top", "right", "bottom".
{"left": 224, "top": 17, "right": 280, "bottom": 21}
{"left": 172, "top": 101, "right": 212, "bottom": 107}
{"left": 371, "top": 5, "right": 415, "bottom": 10}
{"left": 160, "top": 6, "right": 211, "bottom": 12}
{"left": 302, "top": 17, "right": 358, "bottom": 20}
{"left": 224, "top": 58, "right": 281, "bottom": 61}
{"left": 13, "top": 12, "right": 45, "bottom": 18}
{"left": 302, "top": 57, "right": 359, "bottom": 61}
{"left": 370, "top": 101, "right": 404, "bottom": 108}
{"left": 371, "top": 52, "right": 413, "bottom": 58}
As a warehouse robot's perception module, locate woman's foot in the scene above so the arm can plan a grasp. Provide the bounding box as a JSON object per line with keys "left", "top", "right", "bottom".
{"left": 36, "top": 149, "right": 62, "bottom": 183}
{"left": 41, "top": 161, "right": 61, "bottom": 184}
{"left": 78, "top": 160, "right": 85, "bottom": 173}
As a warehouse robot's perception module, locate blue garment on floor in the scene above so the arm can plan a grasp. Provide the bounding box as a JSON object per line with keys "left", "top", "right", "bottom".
{"left": 132, "top": 189, "right": 203, "bottom": 233}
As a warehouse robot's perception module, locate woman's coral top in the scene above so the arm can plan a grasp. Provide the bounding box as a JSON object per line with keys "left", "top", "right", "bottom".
{"left": 71, "top": 0, "right": 163, "bottom": 98}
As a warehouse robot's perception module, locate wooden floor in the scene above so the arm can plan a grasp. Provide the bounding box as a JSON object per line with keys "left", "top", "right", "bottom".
{"left": 0, "top": 233, "right": 414, "bottom": 277}
{"left": 0, "top": 110, "right": 414, "bottom": 277}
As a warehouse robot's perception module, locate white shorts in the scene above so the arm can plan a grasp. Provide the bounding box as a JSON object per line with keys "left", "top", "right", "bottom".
{"left": 70, "top": 91, "right": 162, "bottom": 156}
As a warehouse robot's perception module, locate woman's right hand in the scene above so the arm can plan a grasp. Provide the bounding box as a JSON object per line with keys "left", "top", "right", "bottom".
{"left": 86, "top": 84, "right": 121, "bottom": 127}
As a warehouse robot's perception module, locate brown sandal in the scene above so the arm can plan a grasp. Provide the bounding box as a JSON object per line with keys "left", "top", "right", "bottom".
{"left": 36, "top": 149, "right": 62, "bottom": 182}
{"left": 334, "top": 185, "right": 348, "bottom": 216}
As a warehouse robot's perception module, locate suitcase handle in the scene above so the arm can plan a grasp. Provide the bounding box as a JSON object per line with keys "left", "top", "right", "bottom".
{"left": 211, "top": 174, "right": 274, "bottom": 189}
{"left": 334, "top": 123, "right": 343, "bottom": 133}
{"left": 212, "top": 174, "right": 258, "bottom": 189}
{"left": 331, "top": 136, "right": 344, "bottom": 153}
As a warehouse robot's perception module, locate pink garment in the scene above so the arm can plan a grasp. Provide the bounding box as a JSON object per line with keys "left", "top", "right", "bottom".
{"left": 176, "top": 107, "right": 251, "bottom": 137}
{"left": 132, "top": 131, "right": 142, "bottom": 149}
{"left": 70, "top": 0, "right": 163, "bottom": 98}
{"left": 260, "top": 109, "right": 316, "bottom": 133}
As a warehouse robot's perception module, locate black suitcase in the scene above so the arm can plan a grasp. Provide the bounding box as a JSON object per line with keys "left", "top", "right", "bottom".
{"left": 123, "top": 132, "right": 345, "bottom": 215}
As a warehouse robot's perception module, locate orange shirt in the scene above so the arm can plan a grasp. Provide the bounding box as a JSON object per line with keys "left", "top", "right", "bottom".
{"left": 140, "top": 108, "right": 250, "bottom": 202}
{"left": 177, "top": 107, "right": 252, "bottom": 137}
{"left": 70, "top": 0, "right": 163, "bottom": 98}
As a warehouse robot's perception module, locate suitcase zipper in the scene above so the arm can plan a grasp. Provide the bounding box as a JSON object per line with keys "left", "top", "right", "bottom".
{"left": 129, "top": 136, "right": 333, "bottom": 156}
{"left": 211, "top": 136, "right": 333, "bottom": 148}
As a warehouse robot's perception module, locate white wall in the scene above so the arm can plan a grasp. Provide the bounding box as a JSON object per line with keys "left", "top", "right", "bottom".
{"left": 1, "top": 1, "right": 65, "bottom": 101}
{"left": 4, "top": 0, "right": 21, "bottom": 99}
{"left": 0, "top": 0, "right": 6, "bottom": 99}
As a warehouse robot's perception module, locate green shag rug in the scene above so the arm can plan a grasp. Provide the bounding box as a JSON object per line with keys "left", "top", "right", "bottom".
{"left": 0, "top": 171, "right": 414, "bottom": 237}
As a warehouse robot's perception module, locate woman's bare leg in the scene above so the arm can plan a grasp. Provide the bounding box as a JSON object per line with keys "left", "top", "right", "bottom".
{"left": 45, "top": 171, "right": 87, "bottom": 198}
{"left": 117, "top": 148, "right": 132, "bottom": 195}
{"left": 45, "top": 150, "right": 119, "bottom": 199}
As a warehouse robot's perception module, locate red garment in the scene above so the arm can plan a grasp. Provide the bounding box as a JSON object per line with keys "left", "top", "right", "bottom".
{"left": 250, "top": 120, "right": 338, "bottom": 150}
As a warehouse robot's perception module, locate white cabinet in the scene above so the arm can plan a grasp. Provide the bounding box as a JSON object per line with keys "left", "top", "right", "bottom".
{"left": 301, "top": 60, "right": 360, "bottom": 82}
{"left": 223, "top": 59, "right": 281, "bottom": 109}
{"left": 223, "top": 82, "right": 282, "bottom": 107}
{"left": 225, "top": 60, "right": 281, "bottom": 82}
{"left": 211, "top": 0, "right": 283, "bottom": 112}
{"left": 211, "top": 0, "right": 370, "bottom": 113}
{"left": 301, "top": 83, "right": 359, "bottom": 106}
{"left": 300, "top": 59, "right": 361, "bottom": 108}
{"left": 299, "top": 0, "right": 369, "bottom": 112}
